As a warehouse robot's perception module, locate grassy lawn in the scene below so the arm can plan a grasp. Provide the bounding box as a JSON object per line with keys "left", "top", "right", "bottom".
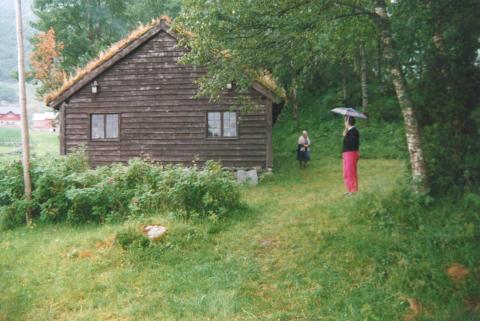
{"left": 0, "top": 128, "right": 59, "bottom": 161}
{"left": 0, "top": 156, "right": 408, "bottom": 321}
{"left": 0, "top": 112, "right": 477, "bottom": 320}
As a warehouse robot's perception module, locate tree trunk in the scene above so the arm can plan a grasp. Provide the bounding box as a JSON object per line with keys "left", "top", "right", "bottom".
{"left": 359, "top": 42, "right": 369, "bottom": 114}
{"left": 377, "top": 40, "right": 383, "bottom": 84}
{"left": 14, "top": 0, "right": 33, "bottom": 224}
{"left": 375, "top": 0, "right": 428, "bottom": 191}
{"left": 341, "top": 60, "right": 347, "bottom": 103}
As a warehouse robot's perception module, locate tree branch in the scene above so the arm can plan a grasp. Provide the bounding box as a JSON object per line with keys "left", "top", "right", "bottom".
{"left": 333, "top": 11, "right": 372, "bottom": 20}
{"left": 334, "top": 1, "right": 372, "bottom": 15}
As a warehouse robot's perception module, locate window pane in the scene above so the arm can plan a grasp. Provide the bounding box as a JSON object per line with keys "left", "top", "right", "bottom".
{"left": 105, "top": 114, "right": 119, "bottom": 138}
{"left": 208, "top": 112, "right": 218, "bottom": 122}
{"left": 207, "top": 112, "right": 221, "bottom": 137}
{"left": 91, "top": 114, "right": 105, "bottom": 139}
{"left": 223, "top": 112, "right": 237, "bottom": 137}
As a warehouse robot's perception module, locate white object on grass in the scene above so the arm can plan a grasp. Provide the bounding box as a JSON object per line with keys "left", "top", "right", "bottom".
{"left": 143, "top": 225, "right": 167, "bottom": 242}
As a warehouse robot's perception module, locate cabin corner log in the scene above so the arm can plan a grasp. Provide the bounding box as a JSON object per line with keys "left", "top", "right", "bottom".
{"left": 265, "top": 100, "right": 273, "bottom": 168}
{"left": 59, "top": 103, "right": 67, "bottom": 155}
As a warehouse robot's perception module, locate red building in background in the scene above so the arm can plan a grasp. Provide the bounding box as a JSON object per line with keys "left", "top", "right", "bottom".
{"left": 0, "top": 107, "right": 21, "bottom": 127}
{"left": 33, "top": 112, "right": 57, "bottom": 131}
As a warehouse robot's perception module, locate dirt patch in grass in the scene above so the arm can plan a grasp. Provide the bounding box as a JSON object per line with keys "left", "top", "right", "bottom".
{"left": 447, "top": 262, "right": 469, "bottom": 282}
{"left": 96, "top": 235, "right": 116, "bottom": 250}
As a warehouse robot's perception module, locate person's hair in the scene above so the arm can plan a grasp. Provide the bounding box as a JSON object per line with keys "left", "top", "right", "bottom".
{"left": 302, "top": 130, "right": 308, "bottom": 135}
{"left": 347, "top": 117, "right": 356, "bottom": 126}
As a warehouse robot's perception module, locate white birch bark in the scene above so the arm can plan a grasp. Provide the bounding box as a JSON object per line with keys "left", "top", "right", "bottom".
{"left": 375, "top": 0, "right": 428, "bottom": 191}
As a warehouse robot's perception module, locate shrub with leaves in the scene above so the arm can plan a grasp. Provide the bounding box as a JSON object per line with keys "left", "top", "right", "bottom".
{"left": 0, "top": 161, "right": 25, "bottom": 207}
{"left": 0, "top": 152, "right": 241, "bottom": 229}
{"left": 166, "top": 161, "right": 240, "bottom": 219}
{"left": 116, "top": 227, "right": 151, "bottom": 250}
{"left": 0, "top": 199, "right": 32, "bottom": 230}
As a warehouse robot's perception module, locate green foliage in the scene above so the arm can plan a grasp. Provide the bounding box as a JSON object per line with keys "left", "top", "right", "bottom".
{"left": 177, "top": 1, "right": 385, "bottom": 110}
{"left": 116, "top": 227, "right": 151, "bottom": 250}
{"left": 391, "top": 0, "right": 480, "bottom": 194}
{"left": 343, "top": 185, "right": 437, "bottom": 233}
{"left": 126, "top": 0, "right": 181, "bottom": 25}
{"left": 1, "top": 155, "right": 478, "bottom": 320}
{"left": 0, "top": 161, "right": 24, "bottom": 206}
{"left": 178, "top": 0, "right": 326, "bottom": 100}
{"left": 32, "top": 149, "right": 89, "bottom": 223}
{"left": 322, "top": 187, "right": 480, "bottom": 320}
{"left": 31, "top": 0, "right": 182, "bottom": 75}
{"left": 0, "top": 151, "right": 240, "bottom": 229}
{"left": 0, "top": 199, "right": 31, "bottom": 230}
{"left": 180, "top": 0, "right": 480, "bottom": 194}
{"left": 32, "top": 0, "right": 127, "bottom": 73}
{"left": 166, "top": 161, "right": 240, "bottom": 219}
{"left": 273, "top": 91, "right": 407, "bottom": 160}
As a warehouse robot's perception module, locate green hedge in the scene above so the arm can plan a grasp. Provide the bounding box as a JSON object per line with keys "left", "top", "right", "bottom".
{"left": 0, "top": 151, "right": 241, "bottom": 229}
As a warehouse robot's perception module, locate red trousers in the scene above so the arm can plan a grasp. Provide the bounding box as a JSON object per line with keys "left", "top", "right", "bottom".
{"left": 343, "top": 151, "right": 359, "bottom": 192}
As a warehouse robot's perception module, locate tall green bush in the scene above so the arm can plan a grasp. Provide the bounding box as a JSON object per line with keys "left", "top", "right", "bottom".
{"left": 0, "top": 153, "right": 241, "bottom": 230}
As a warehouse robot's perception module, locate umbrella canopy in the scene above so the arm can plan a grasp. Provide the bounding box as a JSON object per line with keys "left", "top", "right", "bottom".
{"left": 331, "top": 107, "right": 368, "bottom": 119}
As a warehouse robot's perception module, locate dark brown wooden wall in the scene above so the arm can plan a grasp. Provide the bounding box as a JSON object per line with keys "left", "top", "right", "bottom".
{"left": 63, "top": 31, "right": 271, "bottom": 168}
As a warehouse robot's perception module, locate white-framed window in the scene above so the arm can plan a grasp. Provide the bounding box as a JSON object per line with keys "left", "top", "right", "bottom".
{"left": 207, "top": 111, "right": 237, "bottom": 138}
{"left": 91, "top": 114, "right": 119, "bottom": 140}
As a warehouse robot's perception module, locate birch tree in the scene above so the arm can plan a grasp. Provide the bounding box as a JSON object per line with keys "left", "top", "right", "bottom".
{"left": 373, "top": 0, "right": 427, "bottom": 189}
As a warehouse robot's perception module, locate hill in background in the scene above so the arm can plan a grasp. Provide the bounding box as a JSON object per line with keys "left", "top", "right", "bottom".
{"left": 0, "top": 0, "right": 45, "bottom": 111}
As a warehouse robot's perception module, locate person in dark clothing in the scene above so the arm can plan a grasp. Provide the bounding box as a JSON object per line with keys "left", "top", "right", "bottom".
{"left": 342, "top": 117, "right": 360, "bottom": 194}
{"left": 297, "top": 130, "right": 311, "bottom": 168}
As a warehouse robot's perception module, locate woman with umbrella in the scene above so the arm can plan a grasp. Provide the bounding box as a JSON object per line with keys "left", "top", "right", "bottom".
{"left": 331, "top": 108, "right": 366, "bottom": 195}
{"left": 342, "top": 116, "right": 360, "bottom": 194}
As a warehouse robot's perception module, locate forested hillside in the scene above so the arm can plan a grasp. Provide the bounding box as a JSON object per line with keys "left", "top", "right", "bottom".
{"left": 0, "top": 0, "right": 35, "bottom": 103}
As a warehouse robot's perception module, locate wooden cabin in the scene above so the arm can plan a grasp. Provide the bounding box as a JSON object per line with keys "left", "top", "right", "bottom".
{"left": 47, "top": 18, "right": 283, "bottom": 168}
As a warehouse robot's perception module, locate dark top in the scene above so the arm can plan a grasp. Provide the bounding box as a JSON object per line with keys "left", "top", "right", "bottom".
{"left": 343, "top": 127, "right": 360, "bottom": 152}
{"left": 297, "top": 137, "right": 311, "bottom": 161}
{"left": 297, "top": 144, "right": 311, "bottom": 161}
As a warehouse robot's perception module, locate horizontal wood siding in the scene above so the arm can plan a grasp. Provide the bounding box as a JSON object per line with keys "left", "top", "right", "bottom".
{"left": 64, "top": 31, "right": 269, "bottom": 168}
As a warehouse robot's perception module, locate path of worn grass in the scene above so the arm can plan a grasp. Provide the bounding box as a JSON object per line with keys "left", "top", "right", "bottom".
{"left": 0, "top": 157, "right": 404, "bottom": 321}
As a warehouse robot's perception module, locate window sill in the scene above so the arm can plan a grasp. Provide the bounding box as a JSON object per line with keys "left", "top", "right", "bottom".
{"left": 90, "top": 138, "right": 121, "bottom": 142}
{"left": 206, "top": 137, "right": 239, "bottom": 141}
